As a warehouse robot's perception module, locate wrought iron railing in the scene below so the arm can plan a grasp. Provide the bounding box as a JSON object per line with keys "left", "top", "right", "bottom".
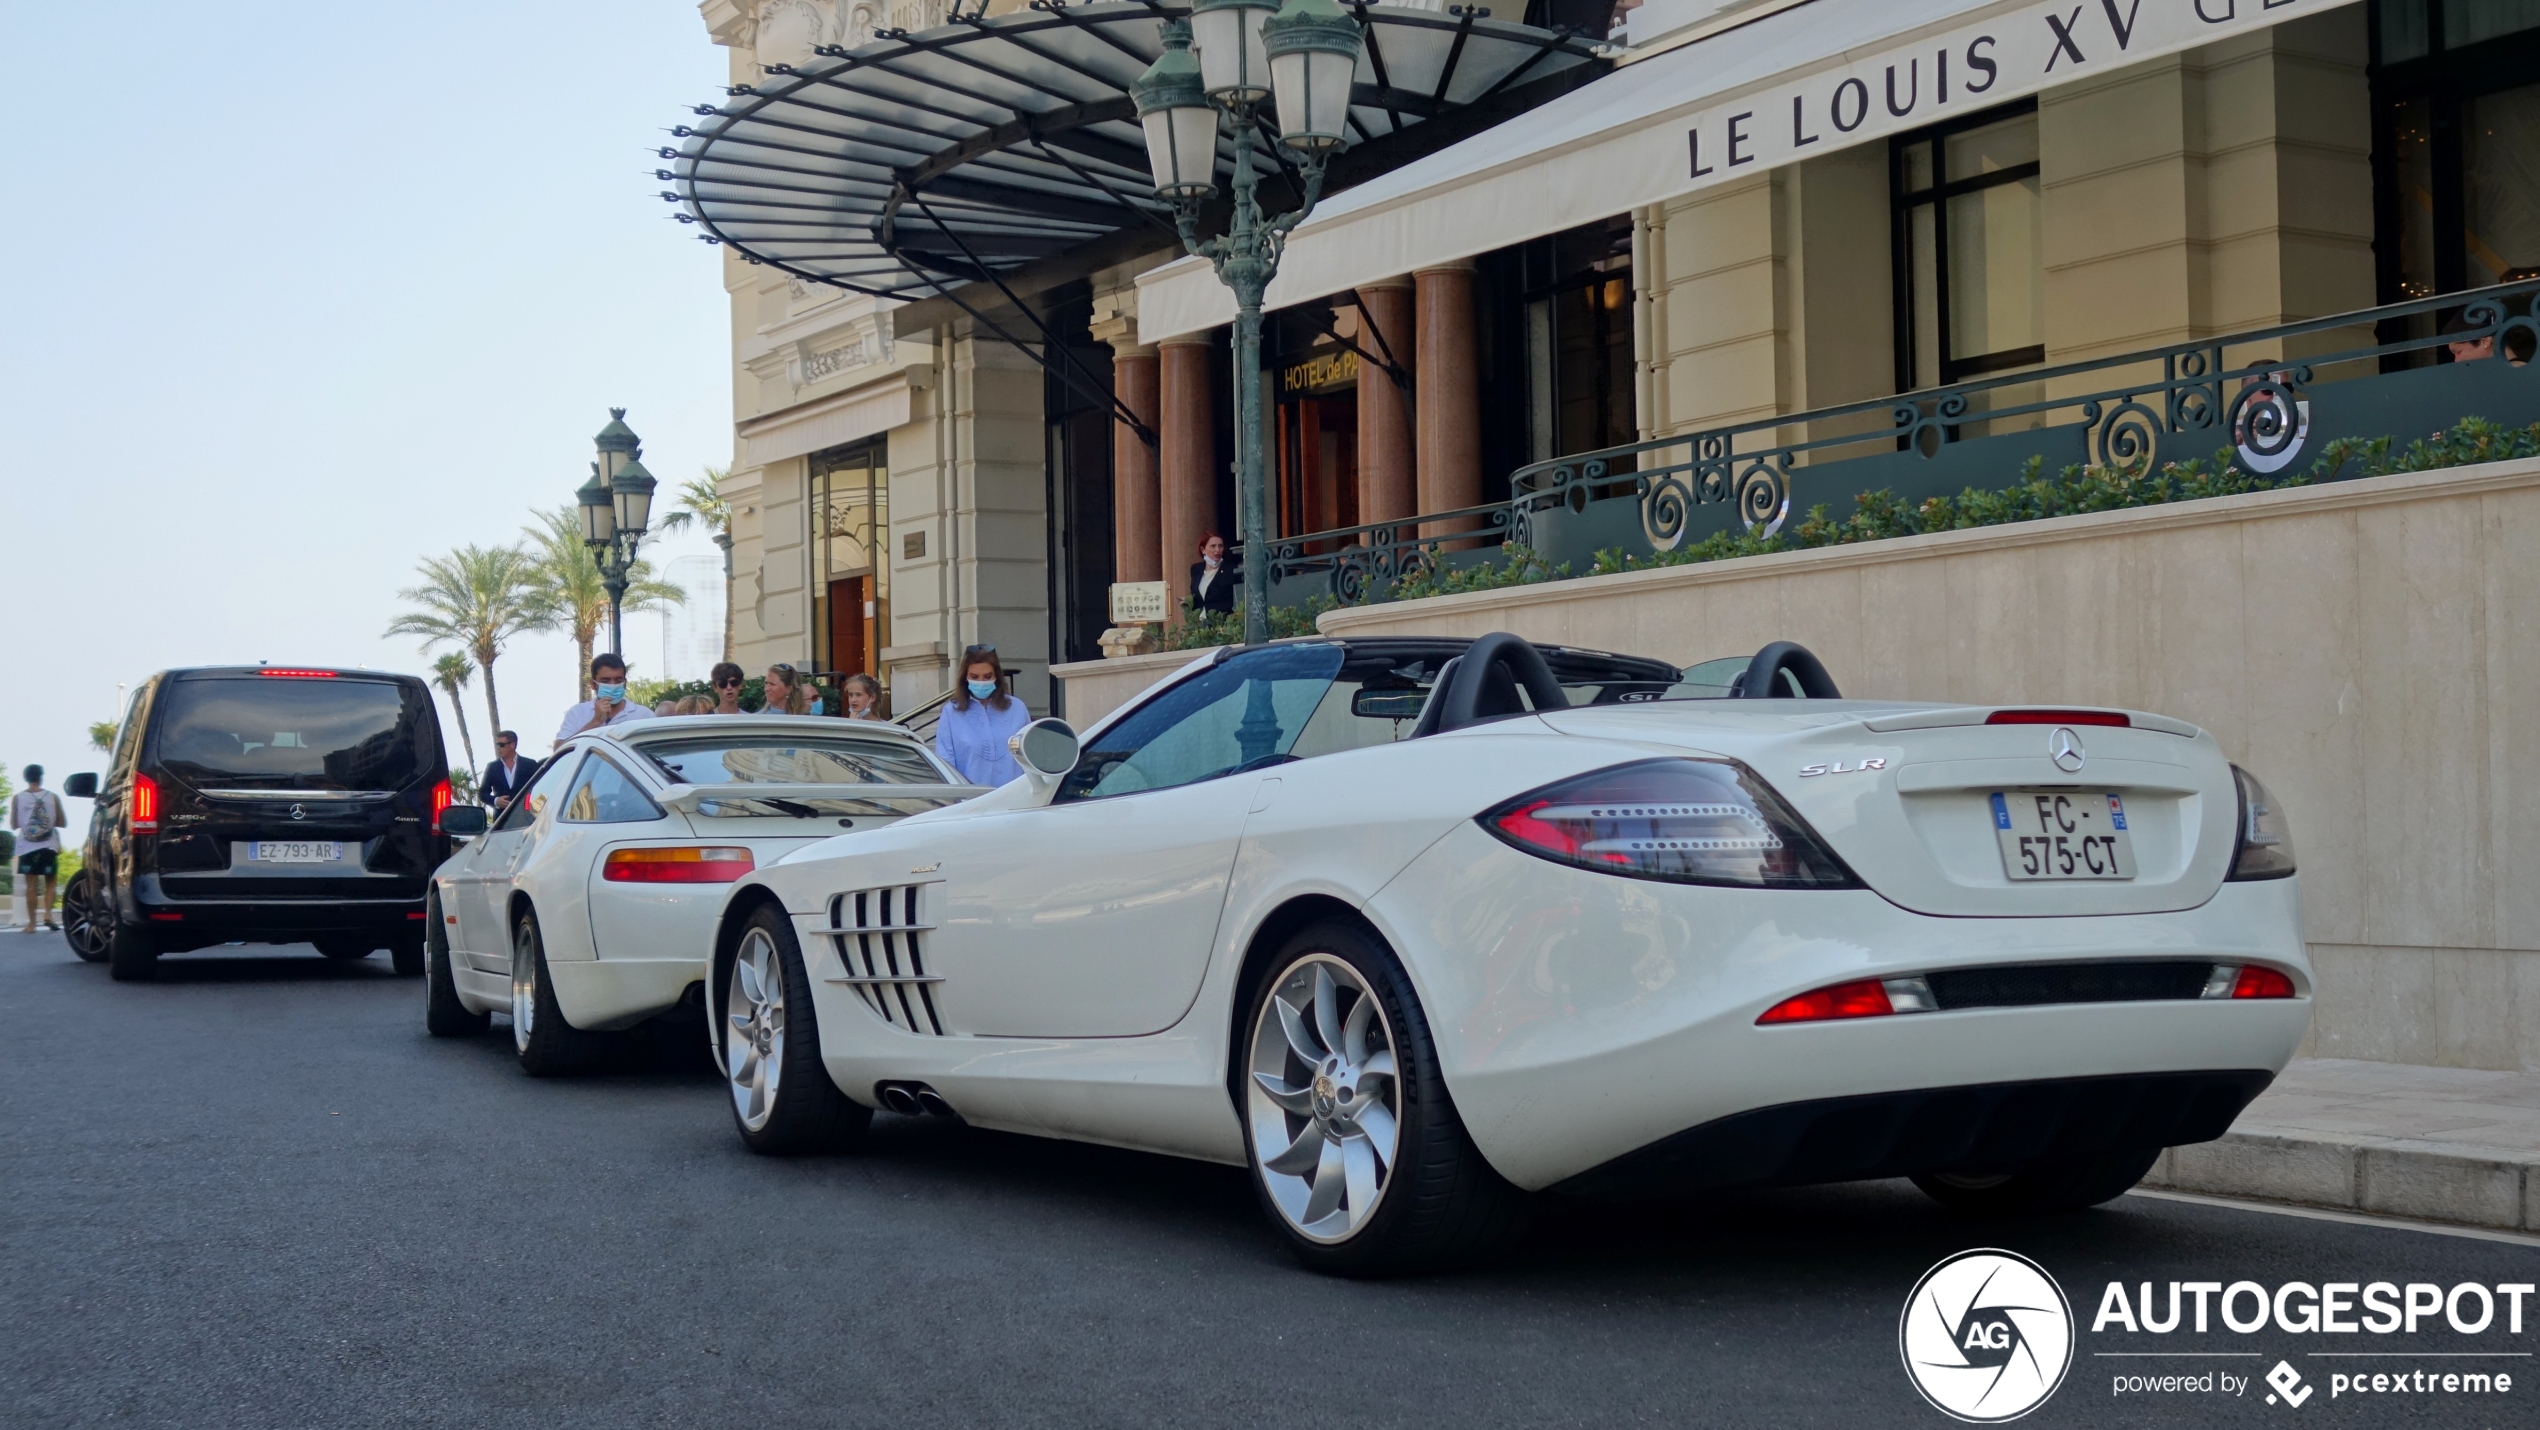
{"left": 1244, "top": 280, "right": 2540, "bottom": 607}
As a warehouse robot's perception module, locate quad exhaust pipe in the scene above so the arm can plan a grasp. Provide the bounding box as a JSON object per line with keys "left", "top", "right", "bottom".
{"left": 874, "top": 1081, "right": 957, "bottom": 1119}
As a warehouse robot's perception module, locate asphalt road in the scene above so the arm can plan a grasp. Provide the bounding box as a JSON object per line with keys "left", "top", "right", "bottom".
{"left": 4, "top": 943, "right": 2533, "bottom": 1430}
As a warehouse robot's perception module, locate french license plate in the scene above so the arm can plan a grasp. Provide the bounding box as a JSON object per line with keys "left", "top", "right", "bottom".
{"left": 1991, "top": 792, "right": 2135, "bottom": 880}
{"left": 252, "top": 840, "right": 344, "bottom": 864}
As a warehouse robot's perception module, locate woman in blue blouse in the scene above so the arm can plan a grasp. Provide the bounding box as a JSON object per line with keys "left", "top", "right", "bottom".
{"left": 934, "top": 645, "right": 1031, "bottom": 786}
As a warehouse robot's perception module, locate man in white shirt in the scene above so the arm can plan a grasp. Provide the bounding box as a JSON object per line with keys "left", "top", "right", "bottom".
{"left": 554, "top": 653, "right": 656, "bottom": 751}
{"left": 10, "top": 764, "right": 66, "bottom": 933}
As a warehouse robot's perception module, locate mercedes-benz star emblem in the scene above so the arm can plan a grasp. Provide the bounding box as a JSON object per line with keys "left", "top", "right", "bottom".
{"left": 2047, "top": 728, "right": 2086, "bottom": 774}
{"left": 289, "top": 803, "right": 306, "bottom": 821}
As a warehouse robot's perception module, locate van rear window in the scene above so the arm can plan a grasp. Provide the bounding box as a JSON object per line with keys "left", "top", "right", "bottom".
{"left": 155, "top": 679, "right": 433, "bottom": 790}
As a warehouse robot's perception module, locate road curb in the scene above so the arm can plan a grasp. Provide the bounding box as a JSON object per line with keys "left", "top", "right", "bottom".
{"left": 2142, "top": 1126, "right": 2540, "bottom": 1234}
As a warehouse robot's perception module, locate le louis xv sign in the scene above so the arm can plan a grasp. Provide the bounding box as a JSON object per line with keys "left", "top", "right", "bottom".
{"left": 1679, "top": 0, "right": 2327, "bottom": 188}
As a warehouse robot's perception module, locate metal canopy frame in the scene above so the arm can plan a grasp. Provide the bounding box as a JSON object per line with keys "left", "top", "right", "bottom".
{"left": 661, "top": 2, "right": 1606, "bottom": 441}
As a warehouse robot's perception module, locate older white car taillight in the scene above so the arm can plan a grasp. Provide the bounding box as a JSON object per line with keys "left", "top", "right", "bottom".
{"left": 1480, "top": 758, "right": 1859, "bottom": 889}
{"left": 2227, "top": 766, "right": 2296, "bottom": 881}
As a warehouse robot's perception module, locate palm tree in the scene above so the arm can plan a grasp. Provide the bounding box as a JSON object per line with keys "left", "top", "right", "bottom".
{"left": 430, "top": 652, "right": 480, "bottom": 775}
{"left": 87, "top": 721, "right": 117, "bottom": 752}
{"left": 659, "top": 466, "right": 736, "bottom": 663}
{"left": 384, "top": 544, "right": 548, "bottom": 736}
{"left": 521, "top": 508, "right": 687, "bottom": 699}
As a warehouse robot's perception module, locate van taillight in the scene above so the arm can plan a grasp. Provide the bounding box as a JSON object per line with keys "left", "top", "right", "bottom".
{"left": 130, "top": 773, "right": 161, "bottom": 834}
{"left": 429, "top": 779, "right": 453, "bottom": 834}
{"left": 258, "top": 668, "right": 338, "bottom": 678}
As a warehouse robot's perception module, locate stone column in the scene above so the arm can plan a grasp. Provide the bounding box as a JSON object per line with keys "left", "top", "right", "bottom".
{"left": 1355, "top": 277, "right": 1416, "bottom": 528}
{"left": 1158, "top": 333, "right": 1216, "bottom": 612}
{"left": 1107, "top": 343, "right": 1161, "bottom": 584}
{"left": 1415, "top": 263, "right": 1481, "bottom": 534}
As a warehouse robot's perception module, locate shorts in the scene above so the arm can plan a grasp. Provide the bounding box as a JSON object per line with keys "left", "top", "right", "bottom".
{"left": 16, "top": 849, "right": 57, "bottom": 877}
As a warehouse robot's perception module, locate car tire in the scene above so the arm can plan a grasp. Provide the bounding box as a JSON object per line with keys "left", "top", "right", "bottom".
{"left": 1911, "top": 1141, "right": 2166, "bottom": 1216}
{"left": 107, "top": 921, "right": 159, "bottom": 983}
{"left": 1239, "top": 920, "right": 1532, "bottom": 1277}
{"left": 390, "top": 932, "right": 425, "bottom": 978}
{"left": 722, "top": 902, "right": 870, "bottom": 1156}
{"left": 316, "top": 938, "right": 375, "bottom": 961}
{"left": 60, "top": 873, "right": 110, "bottom": 963}
{"left": 424, "top": 893, "right": 489, "bottom": 1038}
{"left": 511, "top": 910, "right": 602, "bottom": 1077}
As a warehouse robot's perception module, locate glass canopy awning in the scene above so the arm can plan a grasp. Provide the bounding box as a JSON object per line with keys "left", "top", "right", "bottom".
{"left": 660, "top": 1, "right": 1609, "bottom": 302}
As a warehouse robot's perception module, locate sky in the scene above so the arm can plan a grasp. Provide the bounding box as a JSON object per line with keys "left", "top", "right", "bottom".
{"left": 1, "top": 2, "right": 737, "bottom": 843}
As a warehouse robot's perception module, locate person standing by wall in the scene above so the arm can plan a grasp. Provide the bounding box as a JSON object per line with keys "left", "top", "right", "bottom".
{"left": 1188, "top": 532, "right": 1239, "bottom": 616}
{"left": 481, "top": 732, "right": 539, "bottom": 807}
{"left": 762, "top": 663, "right": 814, "bottom": 715}
{"left": 10, "top": 765, "right": 65, "bottom": 934}
{"left": 553, "top": 653, "right": 656, "bottom": 750}
{"left": 708, "top": 662, "right": 748, "bottom": 714}
{"left": 934, "top": 646, "right": 1029, "bottom": 786}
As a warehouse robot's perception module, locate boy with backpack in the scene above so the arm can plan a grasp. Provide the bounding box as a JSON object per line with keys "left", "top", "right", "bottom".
{"left": 11, "top": 764, "right": 65, "bottom": 933}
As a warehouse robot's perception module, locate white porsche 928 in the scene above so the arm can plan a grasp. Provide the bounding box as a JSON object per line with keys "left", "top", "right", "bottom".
{"left": 704, "top": 635, "right": 2307, "bottom": 1276}
{"left": 424, "top": 714, "right": 975, "bottom": 1074}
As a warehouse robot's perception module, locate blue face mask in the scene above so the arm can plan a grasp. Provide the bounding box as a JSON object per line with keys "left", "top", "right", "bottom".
{"left": 595, "top": 682, "right": 627, "bottom": 702}
{"left": 967, "top": 680, "right": 998, "bottom": 700}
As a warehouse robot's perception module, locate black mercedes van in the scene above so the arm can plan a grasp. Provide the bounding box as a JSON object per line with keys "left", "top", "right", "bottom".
{"left": 58, "top": 666, "right": 452, "bottom": 981}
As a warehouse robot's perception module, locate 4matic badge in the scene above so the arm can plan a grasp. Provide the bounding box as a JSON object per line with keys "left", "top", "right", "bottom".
{"left": 1901, "top": 1249, "right": 2076, "bottom": 1422}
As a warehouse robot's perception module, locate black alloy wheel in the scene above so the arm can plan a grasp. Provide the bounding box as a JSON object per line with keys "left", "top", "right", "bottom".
{"left": 59, "top": 873, "right": 109, "bottom": 963}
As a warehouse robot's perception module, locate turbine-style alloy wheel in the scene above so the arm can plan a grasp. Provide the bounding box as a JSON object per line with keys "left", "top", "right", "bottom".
{"left": 511, "top": 928, "right": 539, "bottom": 1054}
{"left": 1247, "top": 954, "right": 1402, "bottom": 1244}
{"left": 726, "top": 927, "right": 786, "bottom": 1133}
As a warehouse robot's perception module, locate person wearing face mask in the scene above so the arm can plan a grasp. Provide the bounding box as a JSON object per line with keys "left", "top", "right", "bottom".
{"left": 554, "top": 652, "right": 657, "bottom": 749}
{"left": 933, "top": 645, "right": 1030, "bottom": 786}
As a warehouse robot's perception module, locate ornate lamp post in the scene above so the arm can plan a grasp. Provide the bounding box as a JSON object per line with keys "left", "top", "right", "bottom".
{"left": 1134, "top": 0, "right": 1365, "bottom": 646}
{"left": 576, "top": 408, "right": 657, "bottom": 656}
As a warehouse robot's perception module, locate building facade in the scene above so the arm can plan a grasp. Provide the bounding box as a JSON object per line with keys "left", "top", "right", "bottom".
{"left": 695, "top": 0, "right": 2540, "bottom": 718}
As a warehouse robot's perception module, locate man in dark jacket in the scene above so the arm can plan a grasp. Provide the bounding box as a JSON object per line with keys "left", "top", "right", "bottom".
{"left": 481, "top": 731, "right": 539, "bottom": 806}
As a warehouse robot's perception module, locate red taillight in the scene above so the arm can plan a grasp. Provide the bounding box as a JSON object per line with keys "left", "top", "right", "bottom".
{"left": 1478, "top": 758, "right": 1858, "bottom": 889}
{"left": 1758, "top": 978, "right": 1895, "bottom": 1025}
{"left": 407, "top": 911, "right": 428, "bottom": 921}
{"left": 429, "top": 778, "right": 452, "bottom": 834}
{"left": 1984, "top": 709, "right": 2131, "bottom": 727}
{"left": 147, "top": 912, "right": 184, "bottom": 922}
{"left": 603, "top": 846, "right": 755, "bottom": 884}
{"left": 257, "top": 668, "right": 338, "bottom": 678}
{"left": 2231, "top": 965, "right": 2296, "bottom": 999}
{"left": 130, "top": 773, "right": 160, "bottom": 834}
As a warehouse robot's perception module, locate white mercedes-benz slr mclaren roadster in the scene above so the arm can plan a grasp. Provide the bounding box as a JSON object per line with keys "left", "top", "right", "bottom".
{"left": 705, "top": 634, "right": 2308, "bottom": 1275}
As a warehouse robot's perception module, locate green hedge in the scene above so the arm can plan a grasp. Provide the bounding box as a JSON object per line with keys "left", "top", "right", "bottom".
{"left": 1367, "top": 418, "right": 2540, "bottom": 601}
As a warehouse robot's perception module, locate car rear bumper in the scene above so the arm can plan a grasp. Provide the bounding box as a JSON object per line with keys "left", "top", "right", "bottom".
{"left": 127, "top": 874, "right": 426, "bottom": 934}
{"left": 1551, "top": 1068, "right": 2274, "bottom": 1199}
{"left": 1367, "top": 825, "right": 2311, "bottom": 1191}
{"left": 545, "top": 957, "right": 705, "bottom": 1031}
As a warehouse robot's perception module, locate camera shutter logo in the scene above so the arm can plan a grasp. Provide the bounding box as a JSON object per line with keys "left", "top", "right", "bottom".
{"left": 1900, "top": 1249, "right": 2074, "bottom": 1422}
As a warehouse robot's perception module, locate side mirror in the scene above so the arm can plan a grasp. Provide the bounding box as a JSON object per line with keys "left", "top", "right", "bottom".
{"left": 1008, "top": 718, "right": 1081, "bottom": 788}
{"left": 440, "top": 805, "right": 489, "bottom": 837}
{"left": 63, "top": 773, "right": 98, "bottom": 799}
{"left": 1350, "top": 688, "right": 1427, "bottom": 721}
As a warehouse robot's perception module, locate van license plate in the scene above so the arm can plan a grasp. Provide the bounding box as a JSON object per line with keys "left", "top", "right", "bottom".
{"left": 253, "top": 841, "right": 344, "bottom": 864}
{"left": 1992, "top": 792, "right": 2135, "bottom": 880}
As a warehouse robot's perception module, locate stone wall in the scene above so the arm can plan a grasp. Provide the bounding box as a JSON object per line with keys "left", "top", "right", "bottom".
{"left": 1284, "top": 457, "right": 2540, "bottom": 1073}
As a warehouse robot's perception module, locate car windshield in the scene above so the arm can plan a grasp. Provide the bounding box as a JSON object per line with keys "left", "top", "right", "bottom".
{"left": 154, "top": 678, "right": 433, "bottom": 791}
{"left": 634, "top": 733, "right": 957, "bottom": 818}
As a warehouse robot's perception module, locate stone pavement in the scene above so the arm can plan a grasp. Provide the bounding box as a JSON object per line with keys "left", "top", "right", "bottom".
{"left": 2144, "top": 1057, "right": 2540, "bottom": 1233}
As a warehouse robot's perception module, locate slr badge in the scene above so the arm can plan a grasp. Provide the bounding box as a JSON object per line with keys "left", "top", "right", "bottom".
{"left": 1797, "top": 757, "right": 1887, "bottom": 778}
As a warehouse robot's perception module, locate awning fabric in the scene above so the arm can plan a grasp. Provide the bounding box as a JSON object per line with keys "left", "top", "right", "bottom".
{"left": 1137, "top": 0, "right": 2358, "bottom": 342}
{"left": 736, "top": 377, "right": 911, "bottom": 468}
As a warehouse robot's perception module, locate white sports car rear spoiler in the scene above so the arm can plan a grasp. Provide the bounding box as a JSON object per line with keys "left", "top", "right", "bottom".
{"left": 656, "top": 781, "right": 984, "bottom": 812}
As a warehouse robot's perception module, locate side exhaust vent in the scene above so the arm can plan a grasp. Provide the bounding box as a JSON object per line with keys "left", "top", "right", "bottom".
{"left": 824, "top": 884, "right": 946, "bottom": 1035}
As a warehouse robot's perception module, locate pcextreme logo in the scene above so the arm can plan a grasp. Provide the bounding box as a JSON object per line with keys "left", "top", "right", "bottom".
{"left": 1900, "top": 1249, "right": 2076, "bottom": 1422}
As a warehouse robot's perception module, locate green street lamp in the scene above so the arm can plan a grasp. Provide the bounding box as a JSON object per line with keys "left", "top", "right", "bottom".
{"left": 579, "top": 407, "right": 654, "bottom": 655}
{"left": 1134, "top": 0, "right": 1365, "bottom": 646}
